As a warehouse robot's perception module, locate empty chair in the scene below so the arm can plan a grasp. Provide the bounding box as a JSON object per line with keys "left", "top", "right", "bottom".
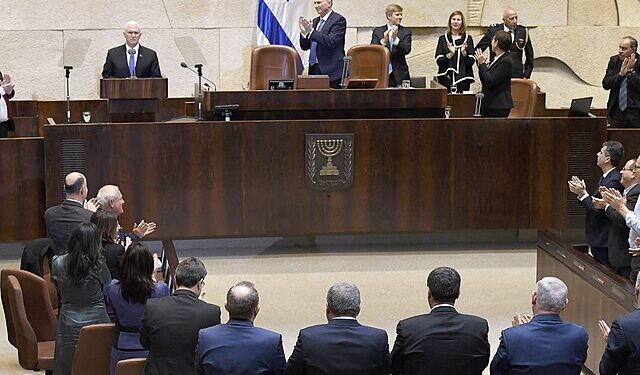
{"left": 6, "top": 275, "right": 54, "bottom": 374}
{"left": 509, "top": 78, "right": 539, "bottom": 117}
{"left": 71, "top": 323, "right": 116, "bottom": 375}
{"left": 347, "top": 44, "right": 390, "bottom": 88}
{"left": 249, "top": 45, "right": 299, "bottom": 90}
{"left": 114, "top": 358, "right": 146, "bottom": 375}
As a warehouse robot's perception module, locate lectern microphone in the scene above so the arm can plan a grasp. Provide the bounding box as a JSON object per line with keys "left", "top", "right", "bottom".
{"left": 180, "top": 62, "right": 217, "bottom": 91}
{"left": 474, "top": 93, "right": 484, "bottom": 117}
{"left": 339, "top": 56, "right": 352, "bottom": 89}
{"left": 63, "top": 66, "right": 73, "bottom": 124}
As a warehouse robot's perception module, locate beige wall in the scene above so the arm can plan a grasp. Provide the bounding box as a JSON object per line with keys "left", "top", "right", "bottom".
{"left": 0, "top": 0, "right": 633, "bottom": 107}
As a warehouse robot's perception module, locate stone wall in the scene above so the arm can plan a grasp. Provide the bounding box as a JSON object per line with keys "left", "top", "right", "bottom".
{"left": 0, "top": 0, "right": 633, "bottom": 108}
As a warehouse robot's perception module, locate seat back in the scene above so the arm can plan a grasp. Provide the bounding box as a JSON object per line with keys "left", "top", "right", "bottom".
{"left": 114, "top": 358, "right": 146, "bottom": 375}
{"left": 6, "top": 275, "right": 39, "bottom": 370}
{"left": 71, "top": 323, "right": 116, "bottom": 375}
{"left": 249, "top": 45, "right": 299, "bottom": 90}
{"left": 509, "top": 78, "right": 539, "bottom": 117}
{"left": 347, "top": 44, "right": 390, "bottom": 88}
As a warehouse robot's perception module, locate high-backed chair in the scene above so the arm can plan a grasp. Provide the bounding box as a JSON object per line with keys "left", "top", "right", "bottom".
{"left": 70, "top": 323, "right": 116, "bottom": 375}
{"left": 509, "top": 78, "right": 539, "bottom": 117}
{"left": 6, "top": 275, "right": 54, "bottom": 374}
{"left": 1, "top": 269, "right": 57, "bottom": 348}
{"left": 249, "top": 45, "right": 299, "bottom": 90}
{"left": 347, "top": 44, "right": 390, "bottom": 88}
{"left": 114, "top": 358, "right": 146, "bottom": 375}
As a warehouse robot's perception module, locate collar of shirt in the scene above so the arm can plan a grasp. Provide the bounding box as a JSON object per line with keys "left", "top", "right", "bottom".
{"left": 502, "top": 25, "right": 515, "bottom": 41}
{"left": 65, "top": 198, "right": 84, "bottom": 205}
{"left": 431, "top": 303, "right": 455, "bottom": 310}
{"left": 602, "top": 167, "right": 615, "bottom": 178}
{"left": 320, "top": 10, "right": 332, "bottom": 23}
{"left": 0, "top": 86, "right": 5, "bottom": 96}
{"left": 333, "top": 316, "right": 357, "bottom": 320}
{"left": 625, "top": 183, "right": 639, "bottom": 195}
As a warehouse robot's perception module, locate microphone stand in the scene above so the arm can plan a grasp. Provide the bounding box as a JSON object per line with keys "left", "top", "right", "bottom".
{"left": 340, "top": 56, "right": 352, "bottom": 89}
{"left": 64, "top": 66, "right": 73, "bottom": 124}
{"left": 195, "top": 64, "right": 203, "bottom": 120}
{"left": 474, "top": 93, "right": 484, "bottom": 117}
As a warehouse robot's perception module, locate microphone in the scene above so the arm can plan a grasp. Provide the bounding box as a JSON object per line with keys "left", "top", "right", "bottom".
{"left": 63, "top": 65, "right": 73, "bottom": 78}
{"left": 180, "top": 62, "right": 216, "bottom": 90}
{"left": 340, "top": 56, "right": 352, "bottom": 89}
{"left": 63, "top": 66, "right": 73, "bottom": 124}
{"left": 128, "top": 49, "right": 136, "bottom": 78}
{"left": 474, "top": 93, "right": 484, "bottom": 117}
{"left": 204, "top": 83, "right": 213, "bottom": 91}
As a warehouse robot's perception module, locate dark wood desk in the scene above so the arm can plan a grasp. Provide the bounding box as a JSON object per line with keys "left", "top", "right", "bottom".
{"left": 608, "top": 128, "right": 640, "bottom": 157}
{"left": 446, "top": 92, "right": 547, "bottom": 118}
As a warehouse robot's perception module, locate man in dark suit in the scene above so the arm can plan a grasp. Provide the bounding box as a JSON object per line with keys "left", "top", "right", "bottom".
{"left": 141, "top": 257, "right": 221, "bottom": 375}
{"left": 371, "top": 4, "right": 411, "bottom": 87}
{"left": 475, "top": 30, "right": 513, "bottom": 117}
{"left": 569, "top": 141, "right": 625, "bottom": 265}
{"left": 102, "top": 21, "right": 162, "bottom": 78}
{"left": 196, "top": 281, "right": 286, "bottom": 375}
{"left": 285, "top": 282, "right": 389, "bottom": 375}
{"left": 476, "top": 7, "right": 534, "bottom": 79}
{"left": 490, "top": 277, "right": 588, "bottom": 374}
{"left": 299, "top": 0, "right": 346, "bottom": 88}
{"left": 44, "top": 172, "right": 98, "bottom": 253}
{"left": 603, "top": 36, "right": 640, "bottom": 128}
{"left": 390, "top": 267, "right": 490, "bottom": 375}
{"left": 0, "top": 71, "right": 15, "bottom": 138}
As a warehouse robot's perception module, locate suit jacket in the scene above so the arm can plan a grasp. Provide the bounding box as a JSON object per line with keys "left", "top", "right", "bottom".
{"left": 43, "top": 199, "right": 94, "bottom": 253}
{"left": 605, "top": 183, "right": 640, "bottom": 268}
{"left": 600, "top": 309, "right": 640, "bottom": 374}
{"left": 140, "top": 289, "right": 221, "bottom": 375}
{"left": 300, "top": 11, "right": 347, "bottom": 81}
{"left": 102, "top": 241, "right": 125, "bottom": 280}
{"left": 478, "top": 53, "right": 513, "bottom": 110}
{"left": 371, "top": 24, "right": 412, "bottom": 85}
{"left": 101, "top": 44, "right": 162, "bottom": 78}
{"left": 581, "top": 168, "right": 624, "bottom": 249}
{"left": 196, "top": 319, "right": 286, "bottom": 375}
{"left": 285, "top": 318, "right": 389, "bottom": 375}
{"left": 390, "top": 305, "right": 490, "bottom": 375}
{"left": 476, "top": 24, "right": 534, "bottom": 78}
{"left": 602, "top": 53, "right": 640, "bottom": 116}
{"left": 490, "top": 313, "right": 588, "bottom": 375}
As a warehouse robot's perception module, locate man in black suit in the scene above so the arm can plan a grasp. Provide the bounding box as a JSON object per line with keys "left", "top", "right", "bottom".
{"left": 44, "top": 172, "right": 99, "bottom": 253}
{"left": 285, "top": 282, "right": 389, "bottom": 375}
{"left": 603, "top": 36, "right": 640, "bottom": 128}
{"left": 390, "top": 267, "right": 490, "bottom": 375}
{"left": 476, "top": 7, "right": 534, "bottom": 79}
{"left": 0, "top": 71, "right": 15, "bottom": 138}
{"left": 299, "top": 0, "right": 346, "bottom": 88}
{"left": 475, "top": 30, "right": 513, "bottom": 117}
{"left": 102, "top": 21, "right": 161, "bottom": 78}
{"left": 371, "top": 4, "right": 411, "bottom": 87}
{"left": 140, "top": 257, "right": 221, "bottom": 375}
{"left": 569, "top": 141, "right": 625, "bottom": 265}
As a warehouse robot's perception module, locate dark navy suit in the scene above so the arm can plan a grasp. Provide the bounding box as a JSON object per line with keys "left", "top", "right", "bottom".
{"left": 196, "top": 319, "right": 286, "bottom": 375}
{"left": 600, "top": 309, "right": 640, "bottom": 374}
{"left": 102, "top": 44, "right": 162, "bottom": 78}
{"left": 490, "top": 314, "right": 588, "bottom": 375}
{"left": 285, "top": 318, "right": 389, "bottom": 375}
{"left": 44, "top": 199, "right": 94, "bottom": 254}
{"left": 300, "top": 11, "right": 346, "bottom": 83}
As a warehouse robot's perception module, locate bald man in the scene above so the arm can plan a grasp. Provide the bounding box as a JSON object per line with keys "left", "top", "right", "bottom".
{"left": 102, "top": 21, "right": 161, "bottom": 78}
{"left": 44, "top": 172, "right": 99, "bottom": 253}
{"left": 476, "top": 7, "right": 534, "bottom": 79}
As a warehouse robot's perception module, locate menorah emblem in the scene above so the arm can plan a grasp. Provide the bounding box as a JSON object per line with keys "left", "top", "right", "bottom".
{"left": 317, "top": 139, "right": 343, "bottom": 176}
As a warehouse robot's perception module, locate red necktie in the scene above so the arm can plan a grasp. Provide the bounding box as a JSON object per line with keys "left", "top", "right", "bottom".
{"left": 3, "top": 94, "right": 12, "bottom": 119}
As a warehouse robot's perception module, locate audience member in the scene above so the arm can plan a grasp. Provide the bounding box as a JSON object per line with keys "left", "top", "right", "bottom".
{"left": 140, "top": 257, "right": 221, "bottom": 375}
{"left": 476, "top": 7, "right": 534, "bottom": 79}
{"left": 371, "top": 4, "right": 412, "bottom": 87}
{"left": 51, "top": 223, "right": 112, "bottom": 375}
{"left": 299, "top": 0, "right": 347, "bottom": 89}
{"left": 285, "top": 282, "right": 389, "bottom": 375}
{"left": 106, "top": 242, "right": 169, "bottom": 375}
{"left": 91, "top": 210, "right": 126, "bottom": 280}
{"left": 490, "top": 277, "right": 588, "bottom": 375}
{"left": 569, "top": 141, "right": 625, "bottom": 265}
{"left": 102, "top": 21, "right": 161, "bottom": 78}
{"left": 44, "top": 172, "right": 99, "bottom": 253}
{"left": 196, "top": 281, "right": 286, "bottom": 375}
{"left": 435, "top": 11, "right": 475, "bottom": 92}
{"left": 390, "top": 266, "right": 489, "bottom": 375}
{"left": 0, "top": 71, "right": 15, "bottom": 138}
{"left": 603, "top": 36, "right": 640, "bottom": 128}
{"left": 474, "top": 30, "right": 513, "bottom": 117}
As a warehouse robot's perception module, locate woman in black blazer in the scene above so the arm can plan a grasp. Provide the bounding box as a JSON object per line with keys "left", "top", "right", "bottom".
{"left": 91, "top": 210, "right": 126, "bottom": 280}
{"left": 474, "top": 30, "right": 513, "bottom": 117}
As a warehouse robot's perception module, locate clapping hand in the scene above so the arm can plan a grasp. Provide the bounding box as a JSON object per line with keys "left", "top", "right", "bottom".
{"left": 298, "top": 16, "right": 313, "bottom": 34}
{"left": 602, "top": 188, "right": 626, "bottom": 210}
{"left": 132, "top": 220, "right": 157, "bottom": 238}
{"left": 461, "top": 43, "right": 468, "bottom": 56}
{"left": 474, "top": 49, "right": 487, "bottom": 65}
{"left": 592, "top": 197, "right": 606, "bottom": 210}
{"left": 598, "top": 320, "right": 611, "bottom": 341}
{"left": 567, "top": 176, "right": 587, "bottom": 197}
{"left": 1, "top": 74, "right": 14, "bottom": 95}
{"left": 512, "top": 312, "right": 532, "bottom": 326}
{"left": 84, "top": 197, "right": 100, "bottom": 212}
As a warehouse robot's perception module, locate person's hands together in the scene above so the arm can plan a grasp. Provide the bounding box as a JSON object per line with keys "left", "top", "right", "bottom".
{"left": 132, "top": 220, "right": 156, "bottom": 238}
{"left": 567, "top": 176, "right": 587, "bottom": 197}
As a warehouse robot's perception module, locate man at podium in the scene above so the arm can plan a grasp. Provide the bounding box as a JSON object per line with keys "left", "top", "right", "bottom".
{"left": 102, "top": 21, "right": 161, "bottom": 79}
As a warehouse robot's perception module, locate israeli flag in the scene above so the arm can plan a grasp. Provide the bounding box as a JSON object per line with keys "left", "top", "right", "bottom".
{"left": 257, "top": 0, "right": 312, "bottom": 70}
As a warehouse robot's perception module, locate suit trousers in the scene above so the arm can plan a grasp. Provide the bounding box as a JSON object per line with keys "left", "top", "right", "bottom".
{"left": 309, "top": 64, "right": 341, "bottom": 89}
{"left": 0, "top": 121, "right": 8, "bottom": 138}
{"left": 591, "top": 246, "right": 610, "bottom": 266}
{"left": 481, "top": 108, "right": 510, "bottom": 118}
{"left": 610, "top": 106, "right": 640, "bottom": 128}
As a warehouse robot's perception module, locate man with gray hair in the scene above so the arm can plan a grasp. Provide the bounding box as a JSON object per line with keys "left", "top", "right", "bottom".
{"left": 196, "top": 281, "right": 286, "bottom": 374}
{"left": 285, "top": 282, "right": 389, "bottom": 375}
{"left": 96, "top": 184, "right": 156, "bottom": 246}
{"left": 490, "top": 277, "right": 588, "bottom": 374}
{"left": 102, "top": 21, "right": 161, "bottom": 78}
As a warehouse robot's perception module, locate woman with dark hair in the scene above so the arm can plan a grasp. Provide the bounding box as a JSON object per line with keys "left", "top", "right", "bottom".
{"left": 106, "top": 242, "right": 169, "bottom": 375}
{"left": 52, "top": 223, "right": 112, "bottom": 375}
{"left": 435, "top": 11, "right": 476, "bottom": 92}
{"left": 475, "top": 30, "right": 514, "bottom": 117}
{"left": 91, "top": 210, "right": 126, "bottom": 280}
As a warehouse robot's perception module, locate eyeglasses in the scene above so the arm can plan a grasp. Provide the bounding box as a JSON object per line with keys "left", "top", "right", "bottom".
{"left": 200, "top": 278, "right": 206, "bottom": 287}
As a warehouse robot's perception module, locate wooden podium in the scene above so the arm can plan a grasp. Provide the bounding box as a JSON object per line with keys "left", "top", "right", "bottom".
{"left": 100, "top": 78, "right": 168, "bottom": 122}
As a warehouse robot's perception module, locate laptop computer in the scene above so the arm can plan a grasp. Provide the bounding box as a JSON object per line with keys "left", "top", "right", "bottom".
{"left": 568, "top": 97, "right": 593, "bottom": 117}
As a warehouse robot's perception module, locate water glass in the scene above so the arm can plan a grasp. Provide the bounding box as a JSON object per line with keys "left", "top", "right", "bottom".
{"left": 82, "top": 111, "right": 91, "bottom": 123}
{"left": 444, "top": 106, "right": 452, "bottom": 119}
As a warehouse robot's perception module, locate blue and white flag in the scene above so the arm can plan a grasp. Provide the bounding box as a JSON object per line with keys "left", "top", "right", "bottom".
{"left": 257, "top": 0, "right": 312, "bottom": 70}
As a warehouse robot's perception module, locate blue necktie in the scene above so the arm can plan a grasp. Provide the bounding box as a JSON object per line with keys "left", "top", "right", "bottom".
{"left": 388, "top": 34, "right": 393, "bottom": 74}
{"left": 309, "top": 19, "right": 325, "bottom": 66}
{"left": 620, "top": 76, "right": 628, "bottom": 111}
{"left": 129, "top": 51, "right": 136, "bottom": 77}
